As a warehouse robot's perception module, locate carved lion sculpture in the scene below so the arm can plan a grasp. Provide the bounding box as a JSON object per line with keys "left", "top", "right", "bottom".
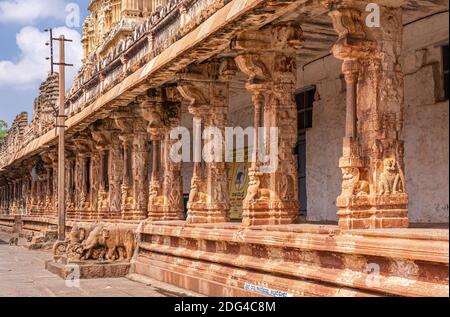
{"left": 188, "top": 181, "right": 208, "bottom": 205}
{"left": 148, "top": 182, "right": 164, "bottom": 207}
{"left": 378, "top": 158, "right": 404, "bottom": 195}
{"left": 341, "top": 167, "right": 369, "bottom": 197}
{"left": 121, "top": 186, "right": 134, "bottom": 207}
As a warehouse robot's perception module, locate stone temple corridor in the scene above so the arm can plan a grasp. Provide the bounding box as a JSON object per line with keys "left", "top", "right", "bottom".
{"left": 0, "top": 0, "right": 448, "bottom": 297}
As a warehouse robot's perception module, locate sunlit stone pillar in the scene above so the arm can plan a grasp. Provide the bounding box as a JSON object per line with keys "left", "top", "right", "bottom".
{"left": 64, "top": 153, "right": 76, "bottom": 214}
{"left": 328, "top": 4, "right": 409, "bottom": 229}
{"left": 41, "top": 152, "right": 54, "bottom": 215}
{"left": 130, "top": 120, "right": 149, "bottom": 220}
{"left": 10, "top": 181, "right": 17, "bottom": 213}
{"left": 0, "top": 187, "right": 4, "bottom": 213}
{"left": 120, "top": 133, "right": 135, "bottom": 215}
{"left": 114, "top": 109, "right": 148, "bottom": 220}
{"left": 0, "top": 187, "right": 3, "bottom": 213}
{"left": 72, "top": 134, "right": 92, "bottom": 218}
{"left": 234, "top": 22, "right": 303, "bottom": 226}
{"left": 139, "top": 90, "right": 184, "bottom": 221}
{"left": 90, "top": 147, "right": 101, "bottom": 218}
{"left": 52, "top": 158, "right": 58, "bottom": 215}
{"left": 109, "top": 134, "right": 123, "bottom": 217}
{"left": 97, "top": 145, "right": 110, "bottom": 217}
{"left": 75, "top": 153, "right": 88, "bottom": 216}
{"left": 30, "top": 176, "right": 37, "bottom": 214}
{"left": 177, "top": 62, "right": 232, "bottom": 224}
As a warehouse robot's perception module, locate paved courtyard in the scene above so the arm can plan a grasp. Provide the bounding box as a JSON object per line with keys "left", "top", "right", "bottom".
{"left": 0, "top": 233, "right": 196, "bottom": 297}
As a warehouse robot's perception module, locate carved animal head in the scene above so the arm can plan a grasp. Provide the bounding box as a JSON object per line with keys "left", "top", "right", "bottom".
{"left": 83, "top": 224, "right": 104, "bottom": 249}
{"left": 383, "top": 158, "right": 397, "bottom": 174}
{"left": 342, "top": 167, "right": 360, "bottom": 181}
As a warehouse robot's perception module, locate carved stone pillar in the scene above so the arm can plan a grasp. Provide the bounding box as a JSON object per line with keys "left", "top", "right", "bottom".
{"left": 233, "top": 22, "right": 303, "bottom": 226}
{"left": 177, "top": 62, "right": 232, "bottom": 224}
{"left": 52, "top": 159, "right": 58, "bottom": 214}
{"left": 64, "top": 149, "right": 76, "bottom": 216}
{"left": 109, "top": 134, "right": 123, "bottom": 217}
{"left": 97, "top": 146, "right": 110, "bottom": 217}
{"left": 147, "top": 132, "right": 164, "bottom": 220}
{"left": 42, "top": 151, "right": 57, "bottom": 215}
{"left": 0, "top": 187, "right": 4, "bottom": 213}
{"left": 139, "top": 90, "right": 184, "bottom": 221}
{"left": 114, "top": 112, "right": 135, "bottom": 217}
{"left": 30, "top": 177, "right": 37, "bottom": 213}
{"left": 114, "top": 109, "right": 148, "bottom": 220}
{"left": 90, "top": 149, "right": 101, "bottom": 218}
{"left": 328, "top": 4, "right": 409, "bottom": 229}
{"left": 75, "top": 153, "right": 87, "bottom": 216}
{"left": 72, "top": 134, "right": 92, "bottom": 218}
{"left": 120, "top": 134, "right": 133, "bottom": 211}
{"left": 130, "top": 123, "right": 149, "bottom": 220}
{"left": 91, "top": 126, "right": 113, "bottom": 219}
{"left": 10, "top": 180, "right": 17, "bottom": 213}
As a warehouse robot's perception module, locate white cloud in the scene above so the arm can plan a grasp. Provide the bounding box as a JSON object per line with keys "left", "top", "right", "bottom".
{"left": 0, "top": 26, "right": 83, "bottom": 89}
{"left": 0, "top": 0, "right": 67, "bottom": 24}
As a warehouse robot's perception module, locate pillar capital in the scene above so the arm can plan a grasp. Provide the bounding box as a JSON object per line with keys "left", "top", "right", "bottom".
{"left": 328, "top": 7, "right": 375, "bottom": 61}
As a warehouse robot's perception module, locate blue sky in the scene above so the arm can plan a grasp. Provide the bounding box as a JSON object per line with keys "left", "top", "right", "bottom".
{"left": 0, "top": 0, "right": 91, "bottom": 127}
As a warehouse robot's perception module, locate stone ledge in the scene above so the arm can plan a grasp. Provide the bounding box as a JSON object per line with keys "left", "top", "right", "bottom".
{"left": 141, "top": 222, "right": 449, "bottom": 263}
{"left": 132, "top": 253, "right": 378, "bottom": 297}
{"left": 46, "top": 259, "right": 131, "bottom": 279}
{"left": 134, "top": 221, "right": 449, "bottom": 297}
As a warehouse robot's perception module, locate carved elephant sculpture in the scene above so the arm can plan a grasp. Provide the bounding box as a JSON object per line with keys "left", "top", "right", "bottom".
{"left": 82, "top": 224, "right": 136, "bottom": 261}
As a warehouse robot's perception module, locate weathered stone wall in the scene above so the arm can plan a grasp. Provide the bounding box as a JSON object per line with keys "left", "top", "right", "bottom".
{"left": 300, "top": 12, "right": 449, "bottom": 223}
{"left": 403, "top": 12, "right": 449, "bottom": 223}
{"left": 297, "top": 56, "right": 345, "bottom": 222}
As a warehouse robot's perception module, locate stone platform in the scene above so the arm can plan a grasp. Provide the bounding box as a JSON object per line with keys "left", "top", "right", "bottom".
{"left": 131, "top": 221, "right": 449, "bottom": 297}
{"left": 46, "top": 258, "right": 131, "bottom": 279}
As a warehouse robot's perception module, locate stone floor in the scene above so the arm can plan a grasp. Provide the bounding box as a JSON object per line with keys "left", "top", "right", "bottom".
{"left": 0, "top": 233, "right": 198, "bottom": 297}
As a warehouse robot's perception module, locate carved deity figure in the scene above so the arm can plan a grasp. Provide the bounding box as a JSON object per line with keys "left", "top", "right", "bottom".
{"left": 121, "top": 186, "right": 134, "bottom": 208}
{"left": 98, "top": 190, "right": 109, "bottom": 210}
{"left": 378, "top": 158, "right": 404, "bottom": 195}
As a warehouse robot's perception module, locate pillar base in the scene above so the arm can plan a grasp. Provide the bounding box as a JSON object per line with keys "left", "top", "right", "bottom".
{"left": 337, "top": 194, "right": 409, "bottom": 230}
{"left": 121, "top": 210, "right": 147, "bottom": 221}
{"left": 186, "top": 203, "right": 229, "bottom": 224}
{"left": 242, "top": 201, "right": 298, "bottom": 226}
{"left": 148, "top": 206, "right": 184, "bottom": 221}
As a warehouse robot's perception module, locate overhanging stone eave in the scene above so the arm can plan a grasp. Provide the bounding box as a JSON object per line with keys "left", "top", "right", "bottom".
{"left": 0, "top": 0, "right": 275, "bottom": 173}
{"left": 3, "top": 0, "right": 446, "bottom": 173}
